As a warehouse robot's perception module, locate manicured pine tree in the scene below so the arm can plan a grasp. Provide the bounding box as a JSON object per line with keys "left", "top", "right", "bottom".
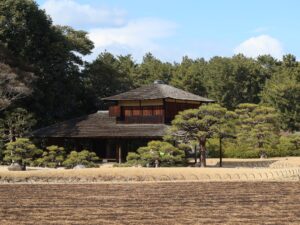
{"left": 3, "top": 138, "right": 42, "bottom": 170}
{"left": 168, "top": 104, "right": 236, "bottom": 167}
{"left": 37, "top": 145, "right": 66, "bottom": 168}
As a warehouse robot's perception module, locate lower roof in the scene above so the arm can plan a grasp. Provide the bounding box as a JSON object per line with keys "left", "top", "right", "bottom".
{"left": 31, "top": 111, "right": 169, "bottom": 139}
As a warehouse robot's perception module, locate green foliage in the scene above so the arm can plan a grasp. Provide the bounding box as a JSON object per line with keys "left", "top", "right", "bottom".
{"left": 133, "top": 53, "right": 173, "bottom": 86}
{"left": 235, "top": 103, "right": 280, "bottom": 155}
{"left": 3, "top": 138, "right": 42, "bottom": 168}
{"left": 261, "top": 63, "right": 300, "bottom": 131}
{"left": 170, "top": 104, "right": 235, "bottom": 141}
{"left": 83, "top": 52, "right": 134, "bottom": 110}
{"left": 0, "top": 0, "right": 94, "bottom": 125}
{"left": 171, "top": 57, "right": 207, "bottom": 97}
{"left": 194, "top": 55, "right": 270, "bottom": 109}
{"left": 224, "top": 145, "right": 260, "bottom": 158}
{"left": 126, "top": 141, "right": 185, "bottom": 167}
{"left": 177, "top": 143, "right": 193, "bottom": 156}
{"left": 126, "top": 152, "right": 141, "bottom": 166}
{"left": 36, "top": 145, "right": 66, "bottom": 168}
{"left": 0, "top": 108, "right": 36, "bottom": 142}
{"left": 62, "top": 150, "right": 100, "bottom": 169}
{"left": 168, "top": 103, "right": 236, "bottom": 166}
{"left": 206, "top": 138, "right": 220, "bottom": 158}
{"left": 275, "top": 134, "right": 300, "bottom": 156}
{"left": 0, "top": 0, "right": 299, "bottom": 158}
{"left": 209, "top": 133, "right": 300, "bottom": 158}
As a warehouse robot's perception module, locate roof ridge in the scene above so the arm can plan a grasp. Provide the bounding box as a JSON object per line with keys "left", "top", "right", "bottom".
{"left": 102, "top": 82, "right": 215, "bottom": 102}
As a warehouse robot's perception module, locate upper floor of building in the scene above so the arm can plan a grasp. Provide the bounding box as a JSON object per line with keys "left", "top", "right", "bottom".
{"left": 103, "top": 81, "right": 214, "bottom": 124}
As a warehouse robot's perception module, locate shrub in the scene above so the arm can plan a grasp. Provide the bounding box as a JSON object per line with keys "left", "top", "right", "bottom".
{"left": 63, "top": 150, "right": 100, "bottom": 169}
{"left": 206, "top": 138, "right": 220, "bottom": 158}
{"left": 177, "top": 143, "right": 193, "bottom": 157}
{"left": 36, "top": 145, "right": 66, "bottom": 168}
{"left": 3, "top": 138, "right": 42, "bottom": 170}
{"left": 270, "top": 135, "right": 300, "bottom": 156}
{"left": 126, "top": 152, "right": 141, "bottom": 166}
{"left": 224, "top": 148, "right": 260, "bottom": 158}
{"left": 126, "top": 141, "right": 185, "bottom": 167}
{"left": 223, "top": 142, "right": 260, "bottom": 158}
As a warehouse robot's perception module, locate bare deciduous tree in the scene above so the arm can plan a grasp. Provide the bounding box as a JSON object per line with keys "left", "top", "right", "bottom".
{"left": 0, "top": 63, "right": 32, "bottom": 111}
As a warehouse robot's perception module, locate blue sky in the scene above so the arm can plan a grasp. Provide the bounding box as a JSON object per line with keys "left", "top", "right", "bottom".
{"left": 36, "top": 0, "right": 300, "bottom": 62}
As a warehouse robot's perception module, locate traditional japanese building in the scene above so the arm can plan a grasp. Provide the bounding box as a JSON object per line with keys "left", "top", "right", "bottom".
{"left": 32, "top": 81, "right": 214, "bottom": 162}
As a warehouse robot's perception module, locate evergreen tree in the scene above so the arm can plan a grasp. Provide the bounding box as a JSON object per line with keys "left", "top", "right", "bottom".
{"left": 0, "top": 0, "right": 94, "bottom": 125}
{"left": 0, "top": 108, "right": 36, "bottom": 142}
{"left": 63, "top": 150, "right": 99, "bottom": 168}
{"left": 235, "top": 103, "right": 280, "bottom": 156}
{"left": 36, "top": 145, "right": 66, "bottom": 168}
{"left": 168, "top": 104, "right": 235, "bottom": 167}
{"left": 261, "top": 54, "right": 300, "bottom": 131}
{"left": 83, "top": 52, "right": 134, "bottom": 110}
{"left": 127, "top": 141, "right": 185, "bottom": 167}
{"left": 3, "top": 138, "right": 42, "bottom": 170}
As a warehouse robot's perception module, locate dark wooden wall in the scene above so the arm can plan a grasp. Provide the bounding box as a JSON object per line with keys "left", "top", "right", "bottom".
{"left": 122, "top": 106, "right": 164, "bottom": 123}
{"left": 164, "top": 102, "right": 200, "bottom": 123}
{"left": 109, "top": 101, "right": 201, "bottom": 124}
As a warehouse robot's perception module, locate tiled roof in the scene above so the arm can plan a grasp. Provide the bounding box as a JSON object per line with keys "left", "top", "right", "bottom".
{"left": 103, "top": 83, "right": 214, "bottom": 102}
{"left": 31, "top": 111, "right": 169, "bottom": 138}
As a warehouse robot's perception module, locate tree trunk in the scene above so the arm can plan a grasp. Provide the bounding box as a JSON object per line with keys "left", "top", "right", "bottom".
{"left": 194, "top": 145, "right": 197, "bottom": 165}
{"left": 199, "top": 138, "right": 206, "bottom": 167}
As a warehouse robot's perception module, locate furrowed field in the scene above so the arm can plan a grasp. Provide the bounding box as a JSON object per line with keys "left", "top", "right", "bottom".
{"left": 0, "top": 182, "right": 299, "bottom": 225}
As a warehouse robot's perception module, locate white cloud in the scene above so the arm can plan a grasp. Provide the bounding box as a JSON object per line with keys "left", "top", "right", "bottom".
{"left": 234, "top": 35, "right": 284, "bottom": 58}
{"left": 42, "top": 0, "right": 126, "bottom": 27}
{"left": 88, "top": 18, "right": 177, "bottom": 61}
{"left": 41, "top": 0, "right": 178, "bottom": 61}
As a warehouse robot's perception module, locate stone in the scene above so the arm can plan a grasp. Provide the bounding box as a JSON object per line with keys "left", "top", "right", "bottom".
{"left": 8, "top": 163, "right": 23, "bottom": 171}
{"left": 73, "top": 164, "right": 86, "bottom": 169}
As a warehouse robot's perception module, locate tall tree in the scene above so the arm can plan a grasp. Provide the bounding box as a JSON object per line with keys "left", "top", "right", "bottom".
{"left": 168, "top": 104, "right": 235, "bottom": 167}
{"left": 134, "top": 53, "right": 173, "bottom": 86}
{"left": 205, "top": 55, "right": 269, "bottom": 109}
{"left": 0, "top": 43, "right": 33, "bottom": 110}
{"left": 171, "top": 57, "right": 207, "bottom": 96}
{"left": 0, "top": 108, "right": 36, "bottom": 142}
{"left": 0, "top": 63, "right": 32, "bottom": 110}
{"left": 261, "top": 54, "right": 300, "bottom": 131}
{"left": 0, "top": 0, "right": 94, "bottom": 125}
{"left": 83, "top": 52, "right": 134, "bottom": 110}
{"left": 235, "top": 103, "right": 280, "bottom": 155}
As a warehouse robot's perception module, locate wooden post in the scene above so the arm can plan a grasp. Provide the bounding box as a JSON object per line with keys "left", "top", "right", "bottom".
{"left": 118, "top": 144, "right": 122, "bottom": 164}
{"left": 194, "top": 145, "right": 197, "bottom": 164}
{"left": 219, "top": 137, "right": 223, "bottom": 167}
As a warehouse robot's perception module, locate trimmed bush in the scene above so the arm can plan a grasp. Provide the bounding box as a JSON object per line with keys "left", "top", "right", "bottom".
{"left": 63, "top": 150, "right": 100, "bottom": 169}
{"left": 36, "top": 145, "right": 66, "bottom": 168}
{"left": 126, "top": 141, "right": 185, "bottom": 167}
{"left": 268, "top": 135, "right": 300, "bottom": 157}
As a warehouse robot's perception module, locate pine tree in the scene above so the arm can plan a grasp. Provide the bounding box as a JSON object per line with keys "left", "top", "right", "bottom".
{"left": 168, "top": 104, "right": 236, "bottom": 167}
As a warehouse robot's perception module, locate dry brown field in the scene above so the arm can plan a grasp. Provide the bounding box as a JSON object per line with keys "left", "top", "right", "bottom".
{"left": 0, "top": 182, "right": 299, "bottom": 225}
{"left": 0, "top": 157, "right": 299, "bottom": 183}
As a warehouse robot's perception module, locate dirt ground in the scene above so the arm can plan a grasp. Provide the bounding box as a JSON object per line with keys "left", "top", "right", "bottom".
{"left": 0, "top": 182, "right": 299, "bottom": 225}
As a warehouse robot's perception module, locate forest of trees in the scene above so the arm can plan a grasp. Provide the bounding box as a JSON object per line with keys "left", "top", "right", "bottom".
{"left": 0, "top": 0, "right": 299, "bottom": 154}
